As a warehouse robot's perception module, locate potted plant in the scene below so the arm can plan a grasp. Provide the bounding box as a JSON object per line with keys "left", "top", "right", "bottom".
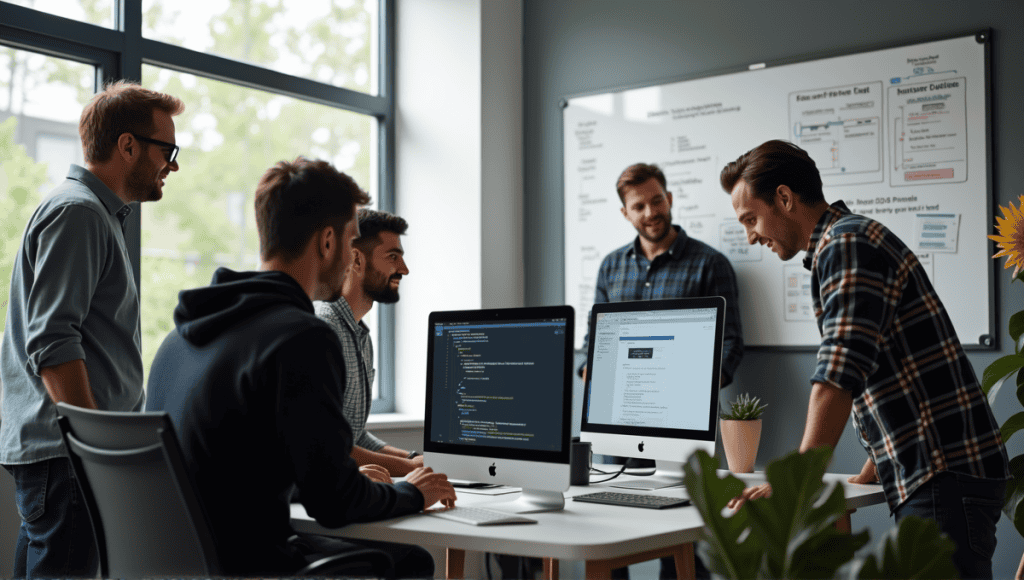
{"left": 982, "top": 194, "right": 1024, "bottom": 578}
{"left": 719, "top": 393, "right": 767, "bottom": 473}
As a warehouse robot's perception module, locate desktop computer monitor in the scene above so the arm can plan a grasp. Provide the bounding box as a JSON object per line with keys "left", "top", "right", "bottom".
{"left": 581, "top": 297, "right": 725, "bottom": 490}
{"left": 423, "top": 305, "right": 575, "bottom": 513}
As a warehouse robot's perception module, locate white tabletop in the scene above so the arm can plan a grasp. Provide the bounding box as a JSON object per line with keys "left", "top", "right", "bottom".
{"left": 289, "top": 469, "right": 885, "bottom": 562}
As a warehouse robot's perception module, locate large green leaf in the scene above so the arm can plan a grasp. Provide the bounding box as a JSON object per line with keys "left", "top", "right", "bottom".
{"left": 854, "top": 515, "right": 958, "bottom": 579}
{"left": 745, "top": 448, "right": 869, "bottom": 578}
{"left": 1002, "top": 412, "right": 1024, "bottom": 447}
{"left": 1017, "top": 373, "right": 1024, "bottom": 408}
{"left": 1005, "top": 455, "right": 1024, "bottom": 538}
{"left": 1010, "top": 310, "right": 1024, "bottom": 352}
{"left": 683, "top": 450, "right": 763, "bottom": 580}
{"left": 982, "top": 354, "right": 1024, "bottom": 403}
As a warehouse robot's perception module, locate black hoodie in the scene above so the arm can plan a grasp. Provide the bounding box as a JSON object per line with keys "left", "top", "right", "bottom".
{"left": 146, "top": 268, "right": 423, "bottom": 576}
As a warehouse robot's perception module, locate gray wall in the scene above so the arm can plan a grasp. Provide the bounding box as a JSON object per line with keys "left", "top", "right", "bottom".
{"left": 524, "top": 0, "right": 1024, "bottom": 576}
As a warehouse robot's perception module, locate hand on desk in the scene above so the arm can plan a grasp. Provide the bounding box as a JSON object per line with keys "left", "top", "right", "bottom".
{"left": 406, "top": 466, "right": 457, "bottom": 509}
{"left": 360, "top": 464, "right": 393, "bottom": 484}
{"left": 848, "top": 458, "right": 879, "bottom": 485}
{"left": 727, "top": 483, "right": 772, "bottom": 510}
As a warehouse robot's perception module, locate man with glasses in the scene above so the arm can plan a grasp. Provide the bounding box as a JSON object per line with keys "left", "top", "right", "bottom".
{"left": 0, "top": 80, "right": 183, "bottom": 578}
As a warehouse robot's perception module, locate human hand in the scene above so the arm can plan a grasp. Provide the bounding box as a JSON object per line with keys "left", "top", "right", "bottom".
{"left": 405, "top": 466, "right": 457, "bottom": 509}
{"left": 360, "top": 464, "right": 392, "bottom": 484}
{"left": 411, "top": 455, "right": 425, "bottom": 469}
{"left": 848, "top": 460, "right": 879, "bottom": 485}
{"left": 726, "top": 483, "right": 772, "bottom": 510}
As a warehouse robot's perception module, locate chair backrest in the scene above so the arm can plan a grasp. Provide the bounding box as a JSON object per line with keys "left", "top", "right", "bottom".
{"left": 56, "top": 402, "right": 220, "bottom": 578}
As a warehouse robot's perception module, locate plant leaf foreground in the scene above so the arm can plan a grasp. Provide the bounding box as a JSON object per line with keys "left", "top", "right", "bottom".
{"left": 683, "top": 448, "right": 957, "bottom": 579}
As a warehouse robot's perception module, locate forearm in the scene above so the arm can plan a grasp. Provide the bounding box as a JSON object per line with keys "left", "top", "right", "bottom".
{"left": 798, "top": 382, "right": 852, "bottom": 453}
{"left": 39, "top": 359, "right": 97, "bottom": 409}
{"left": 378, "top": 444, "right": 412, "bottom": 458}
{"left": 350, "top": 445, "right": 418, "bottom": 476}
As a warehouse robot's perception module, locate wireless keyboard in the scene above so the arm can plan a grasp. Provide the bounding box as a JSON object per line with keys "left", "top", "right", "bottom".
{"left": 425, "top": 506, "right": 538, "bottom": 526}
{"left": 572, "top": 491, "right": 691, "bottom": 509}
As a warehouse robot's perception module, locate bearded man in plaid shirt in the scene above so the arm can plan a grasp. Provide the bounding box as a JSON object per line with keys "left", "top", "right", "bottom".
{"left": 722, "top": 140, "right": 1008, "bottom": 580}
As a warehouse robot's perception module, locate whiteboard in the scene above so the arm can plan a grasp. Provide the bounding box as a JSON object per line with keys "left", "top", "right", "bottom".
{"left": 564, "top": 31, "right": 993, "bottom": 348}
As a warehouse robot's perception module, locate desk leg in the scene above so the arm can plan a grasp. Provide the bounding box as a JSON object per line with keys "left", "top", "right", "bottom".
{"left": 544, "top": 557, "right": 559, "bottom": 580}
{"left": 445, "top": 548, "right": 465, "bottom": 580}
{"left": 674, "top": 543, "right": 696, "bottom": 580}
{"left": 586, "top": 543, "right": 695, "bottom": 580}
{"left": 836, "top": 508, "right": 856, "bottom": 533}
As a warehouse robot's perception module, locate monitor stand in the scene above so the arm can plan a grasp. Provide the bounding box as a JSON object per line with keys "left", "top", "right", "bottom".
{"left": 488, "top": 488, "right": 565, "bottom": 514}
{"left": 607, "top": 460, "right": 686, "bottom": 491}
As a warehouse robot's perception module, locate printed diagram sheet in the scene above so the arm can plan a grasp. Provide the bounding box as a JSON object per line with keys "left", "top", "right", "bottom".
{"left": 914, "top": 213, "right": 960, "bottom": 254}
{"left": 783, "top": 265, "right": 814, "bottom": 322}
{"left": 789, "top": 82, "right": 883, "bottom": 187}
{"left": 719, "top": 221, "right": 761, "bottom": 263}
{"left": 889, "top": 77, "right": 967, "bottom": 186}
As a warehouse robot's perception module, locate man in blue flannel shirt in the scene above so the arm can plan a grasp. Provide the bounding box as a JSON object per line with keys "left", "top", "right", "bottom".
{"left": 582, "top": 163, "right": 744, "bottom": 580}
{"left": 580, "top": 163, "right": 744, "bottom": 388}
{"left": 721, "top": 140, "right": 1008, "bottom": 580}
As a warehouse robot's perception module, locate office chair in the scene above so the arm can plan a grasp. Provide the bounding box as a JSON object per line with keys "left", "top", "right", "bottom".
{"left": 55, "top": 402, "right": 394, "bottom": 578}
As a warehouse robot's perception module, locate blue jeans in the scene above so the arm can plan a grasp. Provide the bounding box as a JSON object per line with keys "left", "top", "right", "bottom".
{"left": 4, "top": 458, "right": 99, "bottom": 579}
{"left": 894, "top": 471, "right": 1004, "bottom": 580}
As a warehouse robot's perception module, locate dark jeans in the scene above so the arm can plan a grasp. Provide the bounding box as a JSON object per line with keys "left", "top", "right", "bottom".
{"left": 4, "top": 457, "right": 99, "bottom": 579}
{"left": 894, "top": 471, "right": 1004, "bottom": 580}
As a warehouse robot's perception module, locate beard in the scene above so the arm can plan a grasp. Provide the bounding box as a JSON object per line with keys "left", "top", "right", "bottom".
{"left": 636, "top": 213, "right": 671, "bottom": 243}
{"left": 364, "top": 268, "right": 401, "bottom": 304}
{"left": 126, "top": 154, "right": 162, "bottom": 202}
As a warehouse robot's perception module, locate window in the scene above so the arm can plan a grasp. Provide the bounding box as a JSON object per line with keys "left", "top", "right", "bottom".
{"left": 0, "top": 46, "right": 94, "bottom": 330}
{"left": 1, "top": 0, "right": 396, "bottom": 412}
{"left": 142, "top": 1, "right": 379, "bottom": 94}
{"left": 4, "top": 0, "right": 114, "bottom": 28}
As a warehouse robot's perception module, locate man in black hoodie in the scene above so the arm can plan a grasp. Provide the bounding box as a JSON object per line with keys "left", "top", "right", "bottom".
{"left": 145, "top": 158, "right": 455, "bottom": 576}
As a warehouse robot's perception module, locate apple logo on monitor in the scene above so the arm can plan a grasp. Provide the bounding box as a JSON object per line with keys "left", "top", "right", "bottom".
{"left": 638, "top": 441, "right": 645, "bottom": 453}
{"left": 489, "top": 463, "right": 497, "bottom": 476}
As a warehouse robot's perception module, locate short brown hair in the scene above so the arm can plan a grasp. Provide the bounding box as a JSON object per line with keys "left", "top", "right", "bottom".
{"left": 353, "top": 209, "right": 408, "bottom": 254}
{"left": 616, "top": 163, "right": 667, "bottom": 204}
{"left": 254, "top": 157, "right": 371, "bottom": 261}
{"left": 720, "top": 140, "right": 824, "bottom": 205}
{"left": 79, "top": 80, "right": 184, "bottom": 163}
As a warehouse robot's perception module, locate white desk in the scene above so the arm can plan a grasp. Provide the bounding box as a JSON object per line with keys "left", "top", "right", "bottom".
{"left": 290, "top": 471, "right": 885, "bottom": 579}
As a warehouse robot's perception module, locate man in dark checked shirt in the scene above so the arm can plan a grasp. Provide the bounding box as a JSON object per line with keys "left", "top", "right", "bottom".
{"left": 580, "top": 163, "right": 744, "bottom": 580}
{"left": 721, "top": 140, "right": 1008, "bottom": 580}
{"left": 580, "top": 163, "right": 744, "bottom": 388}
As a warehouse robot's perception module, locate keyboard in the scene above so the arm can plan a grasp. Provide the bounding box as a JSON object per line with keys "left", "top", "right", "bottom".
{"left": 425, "top": 506, "right": 538, "bottom": 526}
{"left": 572, "top": 491, "right": 691, "bottom": 509}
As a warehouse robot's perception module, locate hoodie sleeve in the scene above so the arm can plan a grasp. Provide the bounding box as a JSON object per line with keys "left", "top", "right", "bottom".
{"left": 272, "top": 326, "right": 424, "bottom": 528}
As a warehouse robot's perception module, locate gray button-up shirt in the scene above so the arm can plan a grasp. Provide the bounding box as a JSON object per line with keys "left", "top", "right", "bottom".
{"left": 314, "top": 297, "right": 385, "bottom": 451}
{"left": 1, "top": 165, "right": 145, "bottom": 465}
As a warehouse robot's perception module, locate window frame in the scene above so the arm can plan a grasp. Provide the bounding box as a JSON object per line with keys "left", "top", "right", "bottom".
{"left": 0, "top": 0, "right": 397, "bottom": 413}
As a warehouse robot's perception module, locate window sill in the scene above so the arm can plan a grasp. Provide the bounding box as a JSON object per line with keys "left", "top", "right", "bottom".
{"left": 367, "top": 412, "right": 424, "bottom": 431}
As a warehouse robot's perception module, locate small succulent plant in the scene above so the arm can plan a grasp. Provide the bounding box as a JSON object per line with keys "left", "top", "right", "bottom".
{"left": 720, "top": 393, "right": 767, "bottom": 420}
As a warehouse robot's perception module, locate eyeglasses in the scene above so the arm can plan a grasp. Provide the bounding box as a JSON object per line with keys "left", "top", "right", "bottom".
{"left": 131, "top": 133, "right": 179, "bottom": 164}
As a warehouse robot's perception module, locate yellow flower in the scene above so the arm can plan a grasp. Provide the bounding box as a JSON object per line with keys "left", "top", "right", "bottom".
{"left": 990, "top": 195, "right": 1024, "bottom": 278}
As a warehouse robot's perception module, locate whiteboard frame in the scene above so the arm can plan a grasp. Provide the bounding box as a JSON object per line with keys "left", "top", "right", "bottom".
{"left": 560, "top": 29, "right": 996, "bottom": 351}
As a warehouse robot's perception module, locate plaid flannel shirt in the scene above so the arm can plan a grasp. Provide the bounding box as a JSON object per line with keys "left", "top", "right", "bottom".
{"left": 806, "top": 201, "right": 1008, "bottom": 510}
{"left": 314, "top": 298, "right": 386, "bottom": 451}
{"left": 582, "top": 225, "right": 744, "bottom": 386}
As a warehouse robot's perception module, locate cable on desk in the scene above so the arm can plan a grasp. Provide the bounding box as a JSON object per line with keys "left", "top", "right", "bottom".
{"left": 588, "top": 463, "right": 628, "bottom": 483}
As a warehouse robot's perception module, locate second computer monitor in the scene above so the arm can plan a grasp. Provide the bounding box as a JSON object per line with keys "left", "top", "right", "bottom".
{"left": 423, "top": 305, "right": 574, "bottom": 513}
{"left": 581, "top": 297, "right": 725, "bottom": 490}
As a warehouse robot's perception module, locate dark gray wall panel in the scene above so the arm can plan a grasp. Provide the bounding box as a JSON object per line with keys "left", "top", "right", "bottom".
{"left": 524, "top": 0, "right": 1024, "bottom": 575}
